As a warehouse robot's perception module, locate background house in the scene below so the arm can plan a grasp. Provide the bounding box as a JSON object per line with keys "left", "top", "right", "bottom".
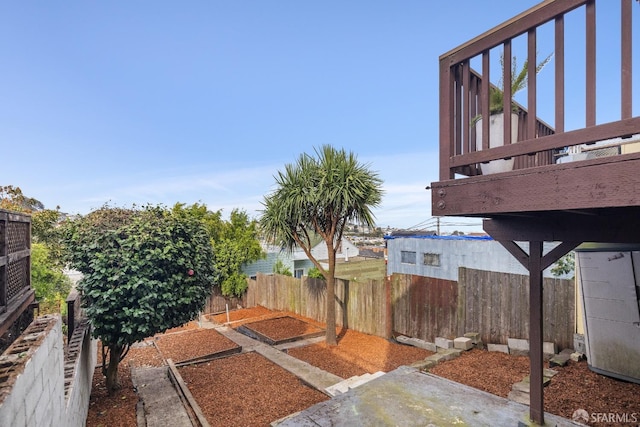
{"left": 385, "top": 234, "right": 568, "bottom": 281}
{"left": 243, "top": 238, "right": 359, "bottom": 278}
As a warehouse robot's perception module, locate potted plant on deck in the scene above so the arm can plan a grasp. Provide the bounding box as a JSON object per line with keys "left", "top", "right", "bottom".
{"left": 474, "top": 52, "right": 553, "bottom": 174}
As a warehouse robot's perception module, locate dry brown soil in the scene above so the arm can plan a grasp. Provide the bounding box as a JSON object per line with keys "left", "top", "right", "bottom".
{"left": 86, "top": 307, "right": 640, "bottom": 427}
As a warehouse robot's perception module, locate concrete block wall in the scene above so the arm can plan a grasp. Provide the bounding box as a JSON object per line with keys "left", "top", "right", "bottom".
{"left": 64, "top": 319, "right": 97, "bottom": 427}
{"left": 0, "top": 314, "right": 96, "bottom": 427}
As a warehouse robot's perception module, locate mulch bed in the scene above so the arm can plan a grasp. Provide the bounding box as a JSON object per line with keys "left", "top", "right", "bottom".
{"left": 154, "top": 328, "right": 239, "bottom": 363}
{"left": 178, "top": 352, "right": 328, "bottom": 426}
{"left": 430, "top": 348, "right": 640, "bottom": 427}
{"left": 288, "top": 328, "right": 433, "bottom": 378}
{"left": 240, "top": 316, "right": 325, "bottom": 344}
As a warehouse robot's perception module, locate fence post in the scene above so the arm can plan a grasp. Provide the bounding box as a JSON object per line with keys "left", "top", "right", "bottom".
{"left": 385, "top": 276, "right": 392, "bottom": 339}
{"left": 66, "top": 289, "right": 79, "bottom": 342}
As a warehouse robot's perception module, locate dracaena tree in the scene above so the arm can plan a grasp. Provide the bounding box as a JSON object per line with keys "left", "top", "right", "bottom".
{"left": 62, "top": 205, "right": 217, "bottom": 393}
{"left": 260, "top": 145, "right": 383, "bottom": 345}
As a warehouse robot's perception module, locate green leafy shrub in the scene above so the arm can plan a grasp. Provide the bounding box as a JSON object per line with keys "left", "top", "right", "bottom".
{"left": 31, "top": 242, "right": 72, "bottom": 314}
{"left": 307, "top": 267, "right": 325, "bottom": 280}
{"left": 273, "top": 259, "right": 292, "bottom": 276}
{"left": 62, "top": 205, "right": 217, "bottom": 393}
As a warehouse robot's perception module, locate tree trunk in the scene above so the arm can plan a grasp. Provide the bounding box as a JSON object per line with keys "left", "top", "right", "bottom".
{"left": 325, "top": 246, "right": 337, "bottom": 346}
{"left": 105, "top": 344, "right": 124, "bottom": 395}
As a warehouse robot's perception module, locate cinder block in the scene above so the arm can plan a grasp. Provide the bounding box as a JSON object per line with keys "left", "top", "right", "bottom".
{"left": 573, "top": 333, "right": 586, "bottom": 354}
{"left": 437, "top": 348, "right": 463, "bottom": 361}
{"left": 12, "top": 404, "right": 27, "bottom": 427}
{"left": 570, "top": 352, "right": 586, "bottom": 362}
{"left": 454, "top": 337, "right": 473, "bottom": 351}
{"left": 507, "top": 338, "right": 529, "bottom": 356}
{"left": 0, "top": 389, "right": 19, "bottom": 427}
{"left": 512, "top": 381, "right": 530, "bottom": 393}
{"left": 435, "top": 337, "right": 454, "bottom": 349}
{"left": 34, "top": 399, "right": 53, "bottom": 427}
{"left": 464, "top": 332, "right": 481, "bottom": 344}
{"left": 396, "top": 335, "right": 437, "bottom": 352}
{"left": 24, "top": 371, "right": 46, "bottom": 417}
{"left": 543, "top": 342, "right": 557, "bottom": 359}
{"left": 426, "top": 353, "right": 449, "bottom": 364}
{"left": 508, "top": 389, "right": 530, "bottom": 405}
{"left": 487, "top": 343, "right": 510, "bottom": 354}
{"left": 549, "top": 353, "right": 571, "bottom": 368}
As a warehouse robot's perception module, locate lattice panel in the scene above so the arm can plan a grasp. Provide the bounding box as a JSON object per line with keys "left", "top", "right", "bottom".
{"left": 7, "top": 258, "right": 29, "bottom": 300}
{"left": 7, "top": 222, "right": 29, "bottom": 253}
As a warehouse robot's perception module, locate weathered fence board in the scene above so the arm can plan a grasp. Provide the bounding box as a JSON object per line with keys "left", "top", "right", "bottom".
{"left": 247, "top": 273, "right": 388, "bottom": 337}
{"left": 391, "top": 274, "right": 459, "bottom": 343}
{"left": 202, "top": 286, "right": 246, "bottom": 314}
{"left": 458, "top": 267, "right": 574, "bottom": 349}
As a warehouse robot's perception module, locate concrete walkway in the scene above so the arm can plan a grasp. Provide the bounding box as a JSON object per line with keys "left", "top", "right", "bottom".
{"left": 130, "top": 366, "right": 192, "bottom": 427}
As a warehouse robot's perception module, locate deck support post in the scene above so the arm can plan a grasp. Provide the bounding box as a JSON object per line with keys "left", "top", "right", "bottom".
{"left": 529, "top": 241, "right": 544, "bottom": 425}
{"left": 485, "top": 218, "right": 582, "bottom": 425}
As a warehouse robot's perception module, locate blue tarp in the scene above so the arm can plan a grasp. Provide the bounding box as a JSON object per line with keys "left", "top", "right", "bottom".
{"left": 383, "top": 234, "right": 493, "bottom": 241}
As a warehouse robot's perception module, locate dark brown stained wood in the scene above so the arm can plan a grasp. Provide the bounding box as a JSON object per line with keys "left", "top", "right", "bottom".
{"left": 433, "top": 2, "right": 639, "bottom": 424}
{"left": 470, "top": 73, "right": 479, "bottom": 153}
{"left": 447, "top": 116, "right": 640, "bottom": 169}
{"left": 555, "top": 15, "right": 565, "bottom": 133}
{"left": 503, "top": 40, "right": 512, "bottom": 146}
{"left": 529, "top": 241, "right": 544, "bottom": 425}
{"left": 0, "top": 209, "right": 32, "bottom": 334}
{"left": 433, "top": 152, "right": 640, "bottom": 217}
{"left": 483, "top": 210, "right": 640, "bottom": 243}
{"left": 481, "top": 51, "right": 490, "bottom": 151}
{"left": 462, "top": 61, "right": 471, "bottom": 155}
{"left": 438, "top": 0, "right": 639, "bottom": 180}
{"left": 440, "top": 56, "right": 453, "bottom": 181}
{"left": 622, "top": 0, "right": 632, "bottom": 119}
{"left": 586, "top": 0, "right": 596, "bottom": 127}
{"left": 527, "top": 29, "right": 537, "bottom": 141}
{"left": 443, "top": 0, "right": 585, "bottom": 66}
{"left": 455, "top": 65, "right": 462, "bottom": 159}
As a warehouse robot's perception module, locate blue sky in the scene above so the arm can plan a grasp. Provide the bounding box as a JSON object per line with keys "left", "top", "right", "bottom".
{"left": 1, "top": 1, "right": 637, "bottom": 231}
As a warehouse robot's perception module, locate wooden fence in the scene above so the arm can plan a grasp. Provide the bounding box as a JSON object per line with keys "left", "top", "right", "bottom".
{"left": 240, "top": 267, "right": 575, "bottom": 350}
{"left": 392, "top": 268, "right": 575, "bottom": 349}
{"left": 203, "top": 286, "right": 247, "bottom": 314}
{"left": 246, "top": 273, "right": 388, "bottom": 338}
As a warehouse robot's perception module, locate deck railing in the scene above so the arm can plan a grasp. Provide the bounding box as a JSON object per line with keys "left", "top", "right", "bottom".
{"left": 439, "top": 0, "right": 639, "bottom": 181}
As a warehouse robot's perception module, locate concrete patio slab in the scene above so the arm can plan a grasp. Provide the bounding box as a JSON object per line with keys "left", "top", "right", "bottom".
{"left": 273, "top": 366, "right": 580, "bottom": 427}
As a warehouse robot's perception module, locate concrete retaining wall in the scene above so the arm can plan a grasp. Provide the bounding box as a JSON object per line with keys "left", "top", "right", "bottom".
{"left": 0, "top": 314, "right": 96, "bottom": 427}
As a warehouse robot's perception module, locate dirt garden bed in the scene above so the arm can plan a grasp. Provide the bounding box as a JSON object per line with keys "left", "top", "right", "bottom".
{"left": 178, "top": 352, "right": 328, "bottom": 426}
{"left": 239, "top": 315, "right": 325, "bottom": 344}
{"left": 86, "top": 307, "right": 640, "bottom": 427}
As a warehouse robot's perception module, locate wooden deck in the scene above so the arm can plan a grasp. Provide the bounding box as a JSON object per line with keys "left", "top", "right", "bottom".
{"left": 430, "top": 1, "right": 640, "bottom": 424}
{"left": 431, "top": 0, "right": 640, "bottom": 219}
{"left": 432, "top": 151, "right": 640, "bottom": 218}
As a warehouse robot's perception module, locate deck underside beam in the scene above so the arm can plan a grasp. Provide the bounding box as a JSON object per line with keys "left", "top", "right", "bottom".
{"left": 484, "top": 213, "right": 640, "bottom": 425}
{"left": 432, "top": 153, "right": 640, "bottom": 218}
